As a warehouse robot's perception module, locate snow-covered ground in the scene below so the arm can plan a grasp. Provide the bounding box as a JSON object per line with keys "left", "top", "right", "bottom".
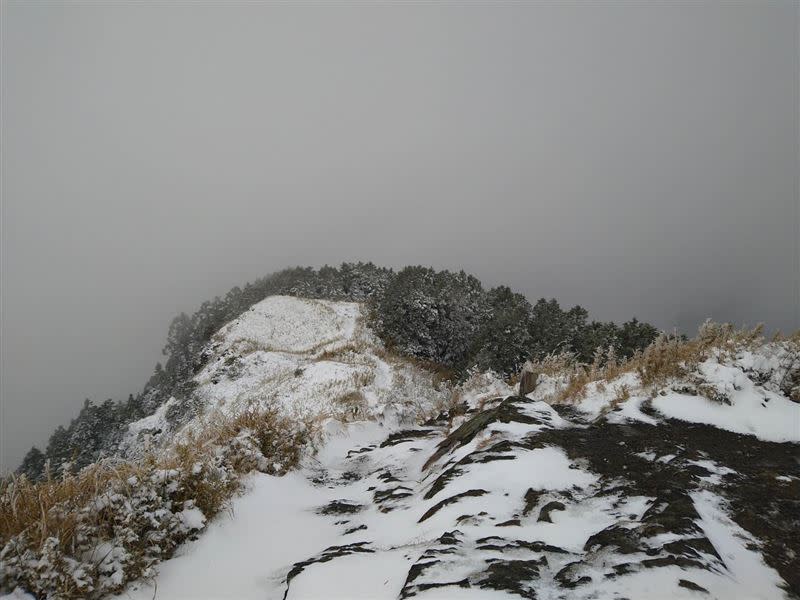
{"left": 113, "top": 297, "right": 800, "bottom": 599}
{"left": 650, "top": 357, "right": 800, "bottom": 442}
{"left": 119, "top": 296, "right": 452, "bottom": 457}
{"left": 122, "top": 395, "right": 794, "bottom": 600}
{"left": 7, "top": 297, "right": 796, "bottom": 600}
{"left": 558, "top": 357, "right": 800, "bottom": 444}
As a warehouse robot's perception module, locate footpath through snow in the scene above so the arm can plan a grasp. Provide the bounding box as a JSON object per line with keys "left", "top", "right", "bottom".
{"left": 121, "top": 391, "right": 798, "bottom": 599}
{"left": 119, "top": 297, "right": 799, "bottom": 600}
{"left": 5, "top": 296, "right": 798, "bottom": 600}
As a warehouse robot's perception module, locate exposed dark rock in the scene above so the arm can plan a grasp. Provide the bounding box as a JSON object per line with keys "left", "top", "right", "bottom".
{"left": 522, "top": 488, "right": 542, "bottom": 516}
{"left": 584, "top": 525, "right": 642, "bottom": 554}
{"left": 537, "top": 500, "right": 566, "bottom": 523}
{"left": 291, "top": 383, "right": 799, "bottom": 600}
{"left": 373, "top": 486, "right": 413, "bottom": 504}
{"left": 402, "top": 578, "right": 470, "bottom": 598}
{"left": 343, "top": 524, "right": 367, "bottom": 535}
{"left": 418, "top": 489, "right": 488, "bottom": 523}
{"left": 661, "top": 537, "right": 721, "bottom": 561}
{"left": 477, "top": 558, "right": 546, "bottom": 599}
{"left": 377, "top": 470, "right": 402, "bottom": 484}
{"left": 380, "top": 429, "right": 438, "bottom": 448}
{"left": 437, "top": 530, "right": 462, "bottom": 546}
{"left": 339, "top": 471, "right": 362, "bottom": 482}
{"left": 474, "top": 537, "right": 568, "bottom": 555}
{"left": 317, "top": 500, "right": 363, "bottom": 515}
{"left": 399, "top": 532, "right": 467, "bottom": 598}
{"left": 422, "top": 397, "right": 547, "bottom": 471}
{"left": 678, "top": 579, "right": 710, "bottom": 594}
{"left": 527, "top": 414, "right": 800, "bottom": 595}
{"left": 555, "top": 562, "right": 592, "bottom": 589}
{"left": 423, "top": 464, "right": 467, "bottom": 500}
{"left": 641, "top": 555, "right": 706, "bottom": 570}
{"left": 282, "top": 542, "right": 374, "bottom": 600}
{"left": 346, "top": 445, "right": 376, "bottom": 457}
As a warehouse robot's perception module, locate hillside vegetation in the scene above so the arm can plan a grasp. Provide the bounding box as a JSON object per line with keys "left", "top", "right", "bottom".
{"left": 1, "top": 294, "right": 797, "bottom": 599}
{"left": 17, "top": 264, "right": 658, "bottom": 481}
{"left": 3, "top": 268, "right": 798, "bottom": 600}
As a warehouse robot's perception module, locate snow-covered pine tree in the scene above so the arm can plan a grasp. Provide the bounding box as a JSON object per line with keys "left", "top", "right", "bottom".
{"left": 471, "top": 286, "right": 534, "bottom": 375}
{"left": 18, "top": 446, "right": 45, "bottom": 480}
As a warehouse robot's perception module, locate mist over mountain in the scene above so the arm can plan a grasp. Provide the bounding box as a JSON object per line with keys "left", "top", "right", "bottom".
{"left": 12, "top": 263, "right": 660, "bottom": 480}
{"left": 2, "top": 2, "right": 798, "bottom": 599}
{"left": 2, "top": 277, "right": 798, "bottom": 600}
{"left": 2, "top": 0, "right": 798, "bottom": 473}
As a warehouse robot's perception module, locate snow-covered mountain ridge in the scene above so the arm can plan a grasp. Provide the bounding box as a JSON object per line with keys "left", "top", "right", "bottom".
{"left": 119, "top": 296, "right": 454, "bottom": 459}
{"left": 120, "top": 298, "right": 800, "bottom": 599}
{"left": 2, "top": 296, "right": 799, "bottom": 600}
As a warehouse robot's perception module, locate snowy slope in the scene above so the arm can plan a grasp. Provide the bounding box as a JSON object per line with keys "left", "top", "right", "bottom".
{"left": 118, "top": 296, "right": 453, "bottom": 458}
{"left": 122, "top": 396, "right": 797, "bottom": 600}
{"left": 111, "top": 298, "right": 799, "bottom": 600}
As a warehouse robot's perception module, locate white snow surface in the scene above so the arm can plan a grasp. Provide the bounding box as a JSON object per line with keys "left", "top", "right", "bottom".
{"left": 0, "top": 590, "right": 34, "bottom": 600}
{"left": 190, "top": 297, "right": 451, "bottom": 425}
{"left": 123, "top": 399, "right": 792, "bottom": 600}
{"left": 564, "top": 354, "right": 800, "bottom": 444}
{"left": 119, "top": 296, "right": 454, "bottom": 455}
{"left": 108, "top": 298, "right": 799, "bottom": 599}
{"left": 650, "top": 358, "right": 800, "bottom": 442}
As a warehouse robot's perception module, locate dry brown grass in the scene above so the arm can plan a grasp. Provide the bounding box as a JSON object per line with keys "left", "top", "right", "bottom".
{"left": 553, "top": 369, "right": 592, "bottom": 404}
{"left": 0, "top": 427, "right": 252, "bottom": 551}
{"left": 634, "top": 322, "right": 764, "bottom": 387}
{"left": 204, "top": 407, "right": 307, "bottom": 474}
{"left": 1, "top": 462, "right": 135, "bottom": 548}
{"left": 532, "top": 321, "right": 790, "bottom": 406}
{"left": 316, "top": 340, "right": 369, "bottom": 363}
{"left": 373, "top": 345, "right": 456, "bottom": 389}
{"left": 0, "top": 405, "right": 309, "bottom": 599}
{"left": 334, "top": 390, "right": 368, "bottom": 419}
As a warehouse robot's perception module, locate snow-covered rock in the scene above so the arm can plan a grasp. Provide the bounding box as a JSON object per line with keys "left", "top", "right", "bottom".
{"left": 8, "top": 297, "right": 798, "bottom": 600}
{"left": 120, "top": 296, "right": 453, "bottom": 455}
{"left": 118, "top": 305, "right": 799, "bottom": 600}
{"left": 125, "top": 390, "right": 798, "bottom": 600}
{"left": 650, "top": 357, "right": 800, "bottom": 443}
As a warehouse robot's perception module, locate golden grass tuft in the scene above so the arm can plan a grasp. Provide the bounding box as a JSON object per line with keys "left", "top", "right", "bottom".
{"left": 634, "top": 322, "right": 765, "bottom": 387}
{"left": 0, "top": 404, "right": 310, "bottom": 598}
{"left": 530, "top": 321, "right": 797, "bottom": 406}
{"left": 334, "top": 390, "right": 368, "bottom": 419}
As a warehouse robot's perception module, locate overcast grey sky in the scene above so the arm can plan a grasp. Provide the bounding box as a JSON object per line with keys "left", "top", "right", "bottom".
{"left": 1, "top": 1, "right": 798, "bottom": 471}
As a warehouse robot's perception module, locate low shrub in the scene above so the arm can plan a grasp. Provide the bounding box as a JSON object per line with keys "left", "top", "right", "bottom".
{"left": 531, "top": 321, "right": 798, "bottom": 406}
{"left": 0, "top": 407, "right": 306, "bottom": 599}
